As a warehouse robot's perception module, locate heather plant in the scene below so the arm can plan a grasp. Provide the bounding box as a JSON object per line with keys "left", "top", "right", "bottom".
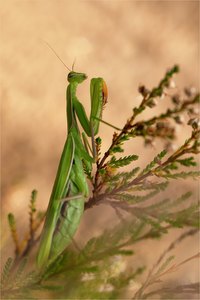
{"left": 1, "top": 66, "right": 199, "bottom": 299}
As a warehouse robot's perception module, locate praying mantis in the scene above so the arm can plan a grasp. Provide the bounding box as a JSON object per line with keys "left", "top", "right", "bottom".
{"left": 36, "top": 51, "right": 108, "bottom": 269}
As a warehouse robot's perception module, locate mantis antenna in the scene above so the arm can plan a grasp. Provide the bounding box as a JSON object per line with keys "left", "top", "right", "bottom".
{"left": 43, "top": 40, "right": 71, "bottom": 72}
{"left": 72, "top": 58, "right": 76, "bottom": 71}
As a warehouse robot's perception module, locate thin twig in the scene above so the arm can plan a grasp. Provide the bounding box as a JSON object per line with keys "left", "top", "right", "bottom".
{"left": 133, "top": 228, "right": 199, "bottom": 299}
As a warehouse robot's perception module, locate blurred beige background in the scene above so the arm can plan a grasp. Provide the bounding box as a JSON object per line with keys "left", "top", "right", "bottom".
{"left": 1, "top": 0, "right": 199, "bottom": 284}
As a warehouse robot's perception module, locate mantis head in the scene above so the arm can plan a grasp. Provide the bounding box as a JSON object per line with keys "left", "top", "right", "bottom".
{"left": 67, "top": 71, "right": 87, "bottom": 83}
{"left": 42, "top": 41, "right": 87, "bottom": 84}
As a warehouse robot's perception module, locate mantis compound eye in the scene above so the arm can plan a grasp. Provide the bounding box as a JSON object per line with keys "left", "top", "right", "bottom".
{"left": 67, "top": 71, "right": 87, "bottom": 83}
{"left": 68, "top": 72, "right": 75, "bottom": 80}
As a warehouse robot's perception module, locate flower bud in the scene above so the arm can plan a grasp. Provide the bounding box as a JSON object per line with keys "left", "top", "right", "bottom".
{"left": 184, "top": 87, "right": 197, "bottom": 97}
{"left": 144, "top": 138, "right": 155, "bottom": 147}
{"left": 174, "top": 115, "right": 185, "bottom": 124}
{"left": 172, "top": 94, "right": 181, "bottom": 105}
{"left": 188, "top": 107, "right": 199, "bottom": 116}
{"left": 138, "top": 85, "right": 149, "bottom": 97}
{"left": 188, "top": 118, "right": 200, "bottom": 130}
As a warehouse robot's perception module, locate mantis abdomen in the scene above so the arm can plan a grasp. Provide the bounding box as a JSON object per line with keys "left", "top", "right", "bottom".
{"left": 50, "top": 151, "right": 88, "bottom": 260}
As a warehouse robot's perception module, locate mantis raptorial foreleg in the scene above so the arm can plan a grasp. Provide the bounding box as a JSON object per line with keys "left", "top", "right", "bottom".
{"left": 36, "top": 68, "right": 107, "bottom": 269}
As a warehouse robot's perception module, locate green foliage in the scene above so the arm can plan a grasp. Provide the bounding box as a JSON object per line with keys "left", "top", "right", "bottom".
{"left": 104, "top": 167, "right": 140, "bottom": 194}
{"left": 155, "top": 255, "right": 175, "bottom": 275}
{"left": 114, "top": 190, "right": 159, "bottom": 204}
{"left": 7, "top": 213, "right": 15, "bottom": 228}
{"left": 3, "top": 65, "right": 200, "bottom": 299}
{"left": 0, "top": 257, "right": 13, "bottom": 288}
{"left": 2, "top": 220, "right": 147, "bottom": 299}
{"left": 157, "top": 65, "right": 179, "bottom": 90}
{"left": 163, "top": 157, "right": 197, "bottom": 172}
{"left": 83, "top": 160, "right": 93, "bottom": 180}
{"left": 108, "top": 154, "right": 138, "bottom": 168}
{"left": 133, "top": 65, "right": 179, "bottom": 119}
{"left": 30, "top": 189, "right": 37, "bottom": 210}
{"left": 2, "top": 207, "right": 198, "bottom": 299}
{"left": 140, "top": 149, "right": 167, "bottom": 175}
{"left": 7, "top": 190, "right": 45, "bottom": 261}
{"left": 133, "top": 106, "right": 145, "bottom": 116}
{"left": 108, "top": 167, "right": 140, "bottom": 184}
{"left": 7, "top": 213, "right": 20, "bottom": 256}
{"left": 110, "top": 145, "right": 124, "bottom": 153}
{"left": 0, "top": 258, "right": 38, "bottom": 299}
{"left": 133, "top": 232, "right": 199, "bottom": 299}
{"left": 176, "top": 156, "right": 197, "bottom": 167}
{"left": 163, "top": 170, "right": 200, "bottom": 180}
{"left": 95, "top": 136, "right": 102, "bottom": 162}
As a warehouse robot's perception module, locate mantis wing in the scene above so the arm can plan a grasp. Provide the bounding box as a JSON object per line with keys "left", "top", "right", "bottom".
{"left": 50, "top": 128, "right": 91, "bottom": 260}
{"left": 37, "top": 133, "right": 75, "bottom": 269}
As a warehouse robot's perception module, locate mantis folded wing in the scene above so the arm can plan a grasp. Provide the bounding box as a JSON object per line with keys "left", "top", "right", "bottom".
{"left": 37, "top": 71, "right": 107, "bottom": 268}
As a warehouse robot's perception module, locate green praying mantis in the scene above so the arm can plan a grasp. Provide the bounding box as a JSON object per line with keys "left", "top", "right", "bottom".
{"left": 36, "top": 48, "right": 108, "bottom": 269}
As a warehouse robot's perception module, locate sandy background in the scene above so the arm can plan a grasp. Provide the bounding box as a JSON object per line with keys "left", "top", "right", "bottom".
{"left": 1, "top": 0, "right": 199, "bottom": 289}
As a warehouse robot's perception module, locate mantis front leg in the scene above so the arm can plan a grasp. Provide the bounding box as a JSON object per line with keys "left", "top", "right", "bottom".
{"left": 73, "top": 77, "right": 108, "bottom": 159}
